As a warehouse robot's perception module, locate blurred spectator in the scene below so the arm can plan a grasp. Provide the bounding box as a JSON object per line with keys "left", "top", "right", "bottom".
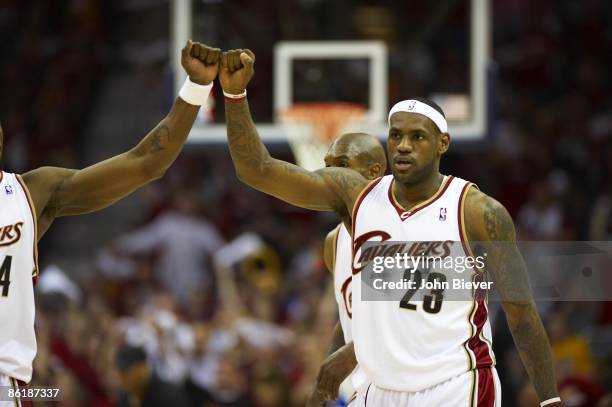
{"left": 547, "top": 312, "right": 594, "bottom": 379}
{"left": 589, "top": 187, "right": 612, "bottom": 241}
{"left": 517, "top": 178, "right": 565, "bottom": 240}
{"left": 116, "top": 345, "right": 191, "bottom": 407}
{"left": 251, "top": 366, "right": 292, "bottom": 407}
{"left": 101, "top": 189, "right": 224, "bottom": 301}
{"left": 37, "top": 265, "right": 82, "bottom": 303}
{"left": 207, "top": 350, "right": 251, "bottom": 406}
{"left": 558, "top": 375, "right": 606, "bottom": 407}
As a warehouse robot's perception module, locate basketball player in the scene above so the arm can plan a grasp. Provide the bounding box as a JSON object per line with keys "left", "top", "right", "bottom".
{"left": 305, "top": 133, "right": 387, "bottom": 407}
{"left": 0, "top": 40, "right": 220, "bottom": 406}
{"left": 219, "top": 49, "right": 562, "bottom": 406}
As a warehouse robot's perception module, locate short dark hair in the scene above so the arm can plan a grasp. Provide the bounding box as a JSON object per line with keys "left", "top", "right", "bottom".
{"left": 411, "top": 97, "right": 446, "bottom": 118}
{"left": 116, "top": 345, "right": 147, "bottom": 371}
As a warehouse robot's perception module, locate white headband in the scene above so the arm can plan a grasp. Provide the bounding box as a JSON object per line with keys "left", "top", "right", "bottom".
{"left": 388, "top": 100, "right": 448, "bottom": 133}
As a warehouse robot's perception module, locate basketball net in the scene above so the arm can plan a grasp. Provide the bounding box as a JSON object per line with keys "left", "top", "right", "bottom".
{"left": 279, "top": 103, "right": 368, "bottom": 171}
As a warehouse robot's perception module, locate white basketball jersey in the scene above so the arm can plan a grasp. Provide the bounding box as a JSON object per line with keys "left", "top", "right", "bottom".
{"left": 351, "top": 174, "right": 495, "bottom": 392}
{"left": 332, "top": 223, "right": 367, "bottom": 391}
{"left": 333, "top": 224, "right": 353, "bottom": 343}
{"left": 0, "top": 172, "right": 38, "bottom": 382}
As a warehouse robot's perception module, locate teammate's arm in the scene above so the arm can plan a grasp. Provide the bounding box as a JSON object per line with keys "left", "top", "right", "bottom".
{"left": 306, "top": 321, "right": 345, "bottom": 407}
{"left": 464, "top": 187, "right": 561, "bottom": 405}
{"left": 312, "top": 332, "right": 357, "bottom": 403}
{"left": 22, "top": 41, "right": 221, "bottom": 239}
{"left": 219, "top": 50, "right": 367, "bottom": 215}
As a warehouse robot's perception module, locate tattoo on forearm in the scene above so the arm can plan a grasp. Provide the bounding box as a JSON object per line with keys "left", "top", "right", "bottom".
{"left": 508, "top": 305, "right": 559, "bottom": 400}
{"left": 483, "top": 199, "right": 512, "bottom": 241}
{"left": 481, "top": 198, "right": 558, "bottom": 400}
{"left": 225, "top": 100, "right": 270, "bottom": 171}
{"left": 149, "top": 125, "right": 171, "bottom": 153}
{"left": 225, "top": 99, "right": 364, "bottom": 213}
{"left": 481, "top": 200, "right": 528, "bottom": 301}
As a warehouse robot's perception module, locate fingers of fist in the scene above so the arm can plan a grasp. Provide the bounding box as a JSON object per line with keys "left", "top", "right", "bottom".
{"left": 221, "top": 49, "right": 255, "bottom": 72}
{"left": 182, "top": 40, "right": 221, "bottom": 65}
{"left": 222, "top": 49, "right": 241, "bottom": 72}
{"left": 180, "top": 41, "right": 255, "bottom": 71}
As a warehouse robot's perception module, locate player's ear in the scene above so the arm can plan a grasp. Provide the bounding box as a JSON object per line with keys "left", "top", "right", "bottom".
{"left": 368, "top": 163, "right": 383, "bottom": 179}
{"left": 439, "top": 132, "right": 450, "bottom": 155}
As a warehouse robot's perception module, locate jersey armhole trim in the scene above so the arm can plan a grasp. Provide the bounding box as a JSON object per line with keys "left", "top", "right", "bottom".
{"left": 350, "top": 177, "right": 384, "bottom": 241}
{"left": 458, "top": 182, "right": 477, "bottom": 261}
{"left": 331, "top": 224, "right": 341, "bottom": 275}
{"left": 460, "top": 182, "right": 478, "bottom": 372}
{"left": 15, "top": 175, "right": 39, "bottom": 278}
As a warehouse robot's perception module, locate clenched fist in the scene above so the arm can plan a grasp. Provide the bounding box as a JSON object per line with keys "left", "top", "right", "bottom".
{"left": 219, "top": 48, "right": 255, "bottom": 95}
{"left": 181, "top": 40, "right": 221, "bottom": 85}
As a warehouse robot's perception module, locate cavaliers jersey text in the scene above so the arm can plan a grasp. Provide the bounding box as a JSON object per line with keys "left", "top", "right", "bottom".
{"left": 351, "top": 174, "right": 495, "bottom": 392}
{"left": 0, "top": 172, "right": 38, "bottom": 383}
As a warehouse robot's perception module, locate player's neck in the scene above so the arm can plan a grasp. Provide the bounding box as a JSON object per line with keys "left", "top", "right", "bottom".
{"left": 393, "top": 171, "right": 444, "bottom": 209}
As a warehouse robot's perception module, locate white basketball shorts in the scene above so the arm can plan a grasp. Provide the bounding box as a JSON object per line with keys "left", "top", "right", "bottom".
{"left": 354, "top": 367, "right": 501, "bottom": 407}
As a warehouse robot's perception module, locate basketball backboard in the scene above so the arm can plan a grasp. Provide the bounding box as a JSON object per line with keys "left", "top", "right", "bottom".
{"left": 172, "top": 0, "right": 491, "bottom": 144}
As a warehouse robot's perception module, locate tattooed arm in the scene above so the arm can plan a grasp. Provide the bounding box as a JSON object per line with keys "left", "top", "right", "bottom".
{"left": 464, "top": 187, "right": 560, "bottom": 405}
{"left": 22, "top": 41, "right": 221, "bottom": 239}
{"left": 220, "top": 50, "right": 367, "bottom": 214}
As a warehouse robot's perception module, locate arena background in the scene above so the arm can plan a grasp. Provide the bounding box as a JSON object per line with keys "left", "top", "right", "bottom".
{"left": 1, "top": 0, "right": 611, "bottom": 406}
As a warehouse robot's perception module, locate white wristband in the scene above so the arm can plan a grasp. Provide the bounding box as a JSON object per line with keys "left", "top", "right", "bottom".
{"left": 540, "top": 397, "right": 561, "bottom": 406}
{"left": 223, "top": 89, "right": 247, "bottom": 99}
{"left": 178, "top": 77, "right": 213, "bottom": 106}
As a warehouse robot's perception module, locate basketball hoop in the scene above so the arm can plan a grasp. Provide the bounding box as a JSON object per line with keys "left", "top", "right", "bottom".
{"left": 279, "top": 103, "right": 368, "bottom": 171}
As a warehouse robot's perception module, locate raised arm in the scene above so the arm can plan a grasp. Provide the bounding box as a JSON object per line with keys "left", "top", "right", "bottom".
{"left": 464, "top": 187, "right": 561, "bottom": 406}
{"left": 219, "top": 50, "right": 366, "bottom": 216}
{"left": 22, "top": 41, "right": 221, "bottom": 239}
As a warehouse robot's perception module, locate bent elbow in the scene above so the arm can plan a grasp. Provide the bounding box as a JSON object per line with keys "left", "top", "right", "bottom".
{"left": 234, "top": 162, "right": 268, "bottom": 188}
{"left": 140, "top": 159, "right": 169, "bottom": 182}
{"left": 235, "top": 168, "right": 249, "bottom": 184}
{"left": 148, "top": 166, "right": 167, "bottom": 181}
{"left": 235, "top": 169, "right": 263, "bottom": 189}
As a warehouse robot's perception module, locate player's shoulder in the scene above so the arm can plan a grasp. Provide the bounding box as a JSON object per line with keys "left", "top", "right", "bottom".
{"left": 463, "top": 185, "right": 515, "bottom": 242}
{"left": 317, "top": 167, "right": 371, "bottom": 197}
{"left": 0, "top": 169, "right": 11, "bottom": 182}
{"left": 21, "top": 166, "right": 74, "bottom": 187}
{"left": 20, "top": 167, "right": 76, "bottom": 212}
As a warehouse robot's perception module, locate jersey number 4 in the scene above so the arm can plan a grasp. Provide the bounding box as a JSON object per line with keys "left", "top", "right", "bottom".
{"left": 0, "top": 256, "right": 12, "bottom": 297}
{"left": 399, "top": 269, "right": 445, "bottom": 314}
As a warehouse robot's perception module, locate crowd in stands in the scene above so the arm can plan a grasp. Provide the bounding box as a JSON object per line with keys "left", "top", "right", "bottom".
{"left": 0, "top": 0, "right": 107, "bottom": 172}
{"left": 2, "top": 0, "right": 611, "bottom": 406}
